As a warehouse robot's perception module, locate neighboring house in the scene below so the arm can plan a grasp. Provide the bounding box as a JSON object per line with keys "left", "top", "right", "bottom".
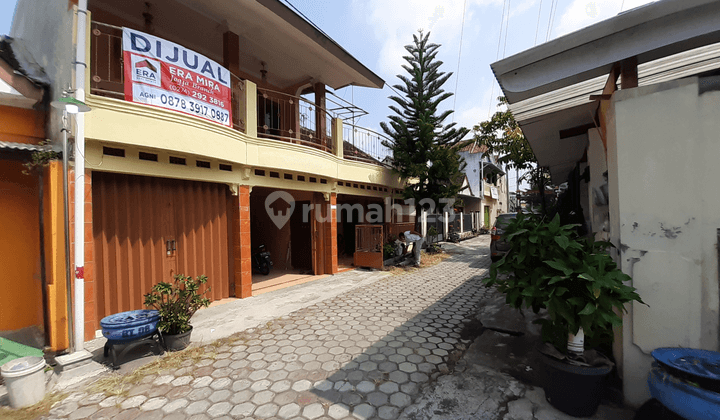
{"left": 10, "top": 0, "right": 406, "bottom": 346}
{"left": 0, "top": 36, "right": 70, "bottom": 351}
{"left": 491, "top": 0, "right": 720, "bottom": 407}
{"left": 459, "top": 143, "right": 508, "bottom": 228}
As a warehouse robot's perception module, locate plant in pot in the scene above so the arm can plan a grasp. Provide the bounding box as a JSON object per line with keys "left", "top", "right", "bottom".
{"left": 144, "top": 274, "right": 211, "bottom": 351}
{"left": 483, "top": 213, "right": 645, "bottom": 417}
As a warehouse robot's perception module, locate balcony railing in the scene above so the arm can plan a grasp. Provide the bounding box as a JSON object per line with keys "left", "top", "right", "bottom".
{"left": 88, "top": 20, "right": 394, "bottom": 164}
{"left": 256, "top": 87, "right": 334, "bottom": 153}
{"left": 343, "top": 124, "right": 391, "bottom": 164}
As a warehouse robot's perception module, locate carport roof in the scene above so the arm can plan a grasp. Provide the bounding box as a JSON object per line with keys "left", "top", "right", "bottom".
{"left": 490, "top": 0, "right": 720, "bottom": 183}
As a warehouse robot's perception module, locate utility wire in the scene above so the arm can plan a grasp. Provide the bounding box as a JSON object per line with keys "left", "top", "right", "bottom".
{"left": 487, "top": 0, "right": 510, "bottom": 119}
{"left": 451, "top": 0, "right": 468, "bottom": 123}
{"left": 546, "top": 0, "right": 558, "bottom": 42}
{"left": 534, "top": 0, "right": 543, "bottom": 45}
{"left": 502, "top": 0, "right": 511, "bottom": 58}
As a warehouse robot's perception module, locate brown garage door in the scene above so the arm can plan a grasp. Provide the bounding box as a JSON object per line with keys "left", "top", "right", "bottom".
{"left": 93, "top": 172, "right": 230, "bottom": 323}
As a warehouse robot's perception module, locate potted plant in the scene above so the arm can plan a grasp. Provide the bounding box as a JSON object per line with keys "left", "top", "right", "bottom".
{"left": 144, "top": 274, "right": 211, "bottom": 351}
{"left": 483, "top": 213, "right": 645, "bottom": 417}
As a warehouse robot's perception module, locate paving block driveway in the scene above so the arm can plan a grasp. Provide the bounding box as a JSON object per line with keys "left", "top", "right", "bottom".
{"left": 46, "top": 236, "right": 493, "bottom": 420}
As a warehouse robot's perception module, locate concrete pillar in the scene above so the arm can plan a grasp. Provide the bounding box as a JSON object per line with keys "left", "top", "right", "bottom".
{"left": 69, "top": 167, "right": 95, "bottom": 341}
{"left": 244, "top": 81, "right": 257, "bottom": 138}
{"left": 233, "top": 185, "right": 252, "bottom": 298}
{"left": 315, "top": 83, "right": 327, "bottom": 146}
{"left": 460, "top": 211, "right": 464, "bottom": 233}
{"left": 324, "top": 193, "right": 338, "bottom": 274}
{"left": 333, "top": 118, "right": 344, "bottom": 159}
{"left": 421, "top": 210, "right": 427, "bottom": 237}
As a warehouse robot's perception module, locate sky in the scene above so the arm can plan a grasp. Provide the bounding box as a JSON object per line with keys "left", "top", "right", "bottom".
{"left": 0, "top": 0, "right": 656, "bottom": 191}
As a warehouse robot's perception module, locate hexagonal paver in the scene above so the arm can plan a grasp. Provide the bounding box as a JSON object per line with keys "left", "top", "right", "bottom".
{"left": 250, "top": 379, "right": 272, "bottom": 392}
{"left": 140, "top": 397, "right": 167, "bottom": 411}
{"left": 328, "top": 403, "right": 350, "bottom": 419}
{"left": 248, "top": 369, "right": 270, "bottom": 381}
{"left": 162, "top": 398, "right": 189, "bottom": 413}
{"left": 292, "top": 379, "right": 312, "bottom": 392}
{"left": 270, "top": 380, "right": 292, "bottom": 393}
{"left": 277, "top": 402, "right": 301, "bottom": 419}
{"left": 207, "top": 401, "right": 232, "bottom": 417}
{"left": 356, "top": 380, "right": 375, "bottom": 393}
{"left": 391, "top": 392, "right": 412, "bottom": 407}
{"left": 187, "top": 387, "right": 212, "bottom": 401}
{"left": 399, "top": 362, "right": 418, "bottom": 373}
{"left": 378, "top": 405, "right": 400, "bottom": 420}
{"left": 192, "top": 376, "right": 213, "bottom": 388}
{"left": 379, "top": 381, "right": 399, "bottom": 394}
{"left": 359, "top": 361, "right": 377, "bottom": 372}
{"left": 314, "top": 379, "right": 333, "bottom": 391}
{"left": 121, "top": 395, "right": 147, "bottom": 409}
{"left": 230, "top": 402, "right": 256, "bottom": 418}
{"left": 251, "top": 390, "right": 276, "bottom": 405}
{"left": 209, "top": 389, "right": 232, "bottom": 403}
{"left": 185, "top": 400, "right": 211, "bottom": 416}
{"left": 303, "top": 402, "right": 325, "bottom": 419}
{"left": 353, "top": 403, "right": 375, "bottom": 419}
{"left": 389, "top": 371, "right": 409, "bottom": 383}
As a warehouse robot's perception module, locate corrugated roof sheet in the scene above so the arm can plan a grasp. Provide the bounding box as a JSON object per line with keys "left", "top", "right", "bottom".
{"left": 0, "top": 141, "right": 47, "bottom": 152}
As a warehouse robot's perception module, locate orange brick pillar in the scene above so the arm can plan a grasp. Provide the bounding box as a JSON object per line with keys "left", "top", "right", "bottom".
{"left": 233, "top": 185, "right": 252, "bottom": 298}
{"left": 324, "top": 193, "right": 338, "bottom": 274}
{"left": 69, "top": 168, "right": 96, "bottom": 342}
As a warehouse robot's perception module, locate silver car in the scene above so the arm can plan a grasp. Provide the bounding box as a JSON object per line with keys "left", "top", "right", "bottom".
{"left": 490, "top": 213, "right": 517, "bottom": 262}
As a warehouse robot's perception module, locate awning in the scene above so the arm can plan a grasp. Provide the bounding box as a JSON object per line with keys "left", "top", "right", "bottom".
{"left": 0, "top": 141, "right": 48, "bottom": 152}
{"left": 482, "top": 161, "right": 505, "bottom": 176}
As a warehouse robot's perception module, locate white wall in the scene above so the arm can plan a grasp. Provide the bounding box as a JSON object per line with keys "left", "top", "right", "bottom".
{"left": 609, "top": 76, "right": 720, "bottom": 407}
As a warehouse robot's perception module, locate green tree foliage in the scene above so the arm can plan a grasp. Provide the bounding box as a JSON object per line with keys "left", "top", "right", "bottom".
{"left": 472, "top": 96, "right": 535, "bottom": 171}
{"left": 381, "top": 30, "right": 469, "bottom": 211}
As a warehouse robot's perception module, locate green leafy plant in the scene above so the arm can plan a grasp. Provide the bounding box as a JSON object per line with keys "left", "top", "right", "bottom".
{"left": 383, "top": 244, "right": 396, "bottom": 260}
{"left": 22, "top": 140, "right": 60, "bottom": 175}
{"left": 483, "top": 213, "right": 645, "bottom": 352}
{"left": 144, "top": 274, "right": 211, "bottom": 335}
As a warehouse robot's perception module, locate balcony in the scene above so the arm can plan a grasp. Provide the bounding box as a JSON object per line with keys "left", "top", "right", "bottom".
{"left": 89, "top": 21, "right": 389, "bottom": 166}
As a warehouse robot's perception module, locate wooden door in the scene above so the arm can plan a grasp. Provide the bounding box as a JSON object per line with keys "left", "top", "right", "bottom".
{"left": 93, "top": 172, "right": 230, "bottom": 324}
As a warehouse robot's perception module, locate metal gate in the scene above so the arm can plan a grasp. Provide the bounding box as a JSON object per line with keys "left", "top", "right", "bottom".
{"left": 92, "top": 172, "right": 231, "bottom": 324}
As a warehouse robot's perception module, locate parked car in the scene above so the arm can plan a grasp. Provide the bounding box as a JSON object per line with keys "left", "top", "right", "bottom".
{"left": 490, "top": 213, "right": 517, "bottom": 262}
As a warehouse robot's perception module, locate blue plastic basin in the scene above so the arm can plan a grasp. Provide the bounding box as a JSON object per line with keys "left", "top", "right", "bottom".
{"left": 648, "top": 362, "right": 720, "bottom": 420}
{"left": 100, "top": 310, "right": 159, "bottom": 343}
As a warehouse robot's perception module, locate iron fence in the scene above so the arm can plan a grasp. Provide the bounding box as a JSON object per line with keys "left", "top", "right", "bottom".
{"left": 343, "top": 124, "right": 391, "bottom": 164}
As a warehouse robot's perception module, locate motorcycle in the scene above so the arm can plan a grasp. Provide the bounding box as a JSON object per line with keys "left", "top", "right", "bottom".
{"left": 252, "top": 244, "right": 273, "bottom": 275}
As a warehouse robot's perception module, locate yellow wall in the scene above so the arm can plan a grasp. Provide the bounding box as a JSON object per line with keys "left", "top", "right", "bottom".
{"left": 83, "top": 86, "right": 402, "bottom": 193}
{"left": 0, "top": 160, "right": 43, "bottom": 332}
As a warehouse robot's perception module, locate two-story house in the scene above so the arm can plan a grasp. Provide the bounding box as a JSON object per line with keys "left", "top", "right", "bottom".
{"left": 459, "top": 143, "right": 508, "bottom": 228}
{"left": 10, "top": 0, "right": 406, "bottom": 348}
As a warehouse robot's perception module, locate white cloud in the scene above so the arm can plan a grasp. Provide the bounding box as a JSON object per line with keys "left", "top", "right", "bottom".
{"left": 351, "top": 0, "right": 501, "bottom": 79}
{"left": 553, "top": 0, "right": 656, "bottom": 38}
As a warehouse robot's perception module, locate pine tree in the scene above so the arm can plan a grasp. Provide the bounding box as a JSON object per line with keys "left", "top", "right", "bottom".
{"left": 380, "top": 30, "right": 469, "bottom": 215}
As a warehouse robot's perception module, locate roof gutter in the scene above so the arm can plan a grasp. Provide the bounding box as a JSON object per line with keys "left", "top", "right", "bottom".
{"left": 491, "top": 0, "right": 720, "bottom": 104}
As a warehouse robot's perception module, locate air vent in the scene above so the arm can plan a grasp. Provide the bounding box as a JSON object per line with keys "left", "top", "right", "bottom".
{"left": 309, "top": 177, "right": 317, "bottom": 183}
{"left": 196, "top": 160, "right": 211, "bottom": 168}
{"left": 219, "top": 164, "right": 232, "bottom": 172}
{"left": 270, "top": 171, "right": 280, "bottom": 178}
{"left": 338, "top": 182, "right": 344, "bottom": 186}
{"left": 138, "top": 152, "right": 157, "bottom": 162}
{"left": 103, "top": 147, "right": 125, "bottom": 157}
{"left": 320, "top": 179, "right": 327, "bottom": 184}
{"left": 255, "top": 169, "right": 266, "bottom": 176}
{"left": 284, "top": 174, "right": 293, "bottom": 180}
{"left": 169, "top": 156, "right": 186, "bottom": 165}
{"left": 297, "top": 175, "right": 305, "bottom": 181}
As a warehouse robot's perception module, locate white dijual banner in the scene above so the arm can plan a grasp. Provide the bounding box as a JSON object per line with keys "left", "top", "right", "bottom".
{"left": 122, "top": 27, "right": 232, "bottom": 127}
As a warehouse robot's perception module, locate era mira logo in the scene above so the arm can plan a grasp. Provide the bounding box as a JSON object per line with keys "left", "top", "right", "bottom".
{"left": 131, "top": 55, "right": 161, "bottom": 87}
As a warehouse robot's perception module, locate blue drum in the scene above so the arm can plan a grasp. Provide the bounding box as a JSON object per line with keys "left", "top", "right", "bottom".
{"left": 100, "top": 310, "right": 160, "bottom": 343}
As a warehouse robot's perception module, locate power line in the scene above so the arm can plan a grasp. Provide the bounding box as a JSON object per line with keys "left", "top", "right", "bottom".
{"left": 502, "top": 0, "right": 512, "bottom": 58}
{"left": 487, "top": 0, "right": 510, "bottom": 119}
{"left": 451, "top": 0, "right": 468, "bottom": 123}
{"left": 545, "top": 0, "right": 558, "bottom": 42}
{"left": 534, "top": 0, "right": 543, "bottom": 46}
